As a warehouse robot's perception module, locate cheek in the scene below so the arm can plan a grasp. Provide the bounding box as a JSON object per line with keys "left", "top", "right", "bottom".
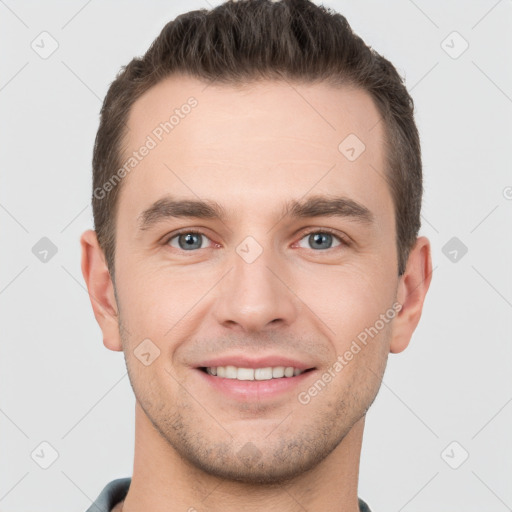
{"left": 116, "top": 261, "right": 203, "bottom": 335}
{"left": 298, "top": 263, "right": 395, "bottom": 338}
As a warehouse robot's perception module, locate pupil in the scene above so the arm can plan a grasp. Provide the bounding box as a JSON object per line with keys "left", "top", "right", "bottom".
{"left": 312, "top": 233, "right": 331, "bottom": 249}
{"left": 180, "top": 233, "right": 200, "bottom": 250}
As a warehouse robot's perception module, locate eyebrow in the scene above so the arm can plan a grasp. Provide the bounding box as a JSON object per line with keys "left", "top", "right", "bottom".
{"left": 137, "top": 194, "right": 374, "bottom": 231}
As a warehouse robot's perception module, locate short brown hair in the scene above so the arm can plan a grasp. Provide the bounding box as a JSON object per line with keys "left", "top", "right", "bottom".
{"left": 92, "top": 0, "right": 422, "bottom": 279}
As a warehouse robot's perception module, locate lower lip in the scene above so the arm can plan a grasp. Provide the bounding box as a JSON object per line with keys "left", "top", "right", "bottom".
{"left": 195, "top": 368, "right": 316, "bottom": 400}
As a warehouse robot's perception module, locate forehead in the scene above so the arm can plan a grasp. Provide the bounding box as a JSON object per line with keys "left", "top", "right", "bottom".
{"left": 119, "top": 75, "right": 392, "bottom": 226}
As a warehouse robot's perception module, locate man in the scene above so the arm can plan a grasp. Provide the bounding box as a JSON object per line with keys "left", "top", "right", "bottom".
{"left": 81, "top": 0, "right": 432, "bottom": 510}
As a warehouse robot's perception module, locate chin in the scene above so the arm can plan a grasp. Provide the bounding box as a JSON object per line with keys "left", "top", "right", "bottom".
{"left": 185, "top": 452, "right": 322, "bottom": 486}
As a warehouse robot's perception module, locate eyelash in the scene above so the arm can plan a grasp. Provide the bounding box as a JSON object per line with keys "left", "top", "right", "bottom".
{"left": 163, "top": 227, "right": 350, "bottom": 253}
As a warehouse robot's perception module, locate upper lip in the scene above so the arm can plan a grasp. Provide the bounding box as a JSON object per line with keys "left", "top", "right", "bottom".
{"left": 195, "top": 354, "right": 316, "bottom": 371}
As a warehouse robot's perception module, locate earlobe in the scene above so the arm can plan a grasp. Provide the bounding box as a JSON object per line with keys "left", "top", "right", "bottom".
{"left": 390, "top": 236, "right": 433, "bottom": 354}
{"left": 80, "top": 229, "right": 123, "bottom": 352}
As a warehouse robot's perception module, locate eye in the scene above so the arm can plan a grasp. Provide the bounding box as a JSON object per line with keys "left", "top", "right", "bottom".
{"left": 166, "top": 231, "right": 214, "bottom": 251}
{"left": 164, "top": 228, "right": 349, "bottom": 253}
{"left": 296, "top": 229, "right": 347, "bottom": 251}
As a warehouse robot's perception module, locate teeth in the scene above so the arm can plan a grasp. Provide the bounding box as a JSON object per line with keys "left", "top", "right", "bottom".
{"left": 237, "top": 367, "right": 255, "bottom": 380}
{"left": 255, "top": 367, "right": 273, "bottom": 380}
{"left": 284, "top": 367, "right": 294, "bottom": 377}
{"left": 225, "top": 365, "right": 237, "bottom": 379}
{"left": 272, "top": 366, "right": 285, "bottom": 378}
{"left": 205, "top": 365, "right": 305, "bottom": 380}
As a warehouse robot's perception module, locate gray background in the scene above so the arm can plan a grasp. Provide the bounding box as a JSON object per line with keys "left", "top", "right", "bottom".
{"left": 1, "top": 0, "right": 511, "bottom": 511}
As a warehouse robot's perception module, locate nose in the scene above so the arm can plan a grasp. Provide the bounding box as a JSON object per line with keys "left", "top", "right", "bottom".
{"left": 212, "top": 242, "right": 299, "bottom": 334}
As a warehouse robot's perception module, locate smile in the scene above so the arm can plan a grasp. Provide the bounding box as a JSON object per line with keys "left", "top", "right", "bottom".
{"left": 201, "top": 365, "right": 313, "bottom": 381}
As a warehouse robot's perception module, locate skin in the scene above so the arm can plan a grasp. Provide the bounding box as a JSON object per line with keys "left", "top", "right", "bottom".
{"left": 81, "top": 75, "right": 432, "bottom": 512}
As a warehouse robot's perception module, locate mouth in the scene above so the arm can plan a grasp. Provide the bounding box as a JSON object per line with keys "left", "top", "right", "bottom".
{"left": 198, "top": 365, "right": 316, "bottom": 381}
{"left": 194, "top": 361, "right": 317, "bottom": 401}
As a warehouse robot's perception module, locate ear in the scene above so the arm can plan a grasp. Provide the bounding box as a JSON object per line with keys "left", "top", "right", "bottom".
{"left": 390, "top": 236, "right": 433, "bottom": 354}
{"left": 80, "top": 229, "right": 122, "bottom": 352}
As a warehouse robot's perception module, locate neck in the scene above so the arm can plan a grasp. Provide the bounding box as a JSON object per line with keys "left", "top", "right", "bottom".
{"left": 121, "top": 402, "right": 364, "bottom": 512}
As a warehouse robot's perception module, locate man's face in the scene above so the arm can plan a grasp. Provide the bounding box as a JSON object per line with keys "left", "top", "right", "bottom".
{"left": 113, "top": 76, "right": 399, "bottom": 483}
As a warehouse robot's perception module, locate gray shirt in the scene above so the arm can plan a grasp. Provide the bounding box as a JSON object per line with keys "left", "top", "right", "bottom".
{"left": 86, "top": 478, "right": 373, "bottom": 511}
